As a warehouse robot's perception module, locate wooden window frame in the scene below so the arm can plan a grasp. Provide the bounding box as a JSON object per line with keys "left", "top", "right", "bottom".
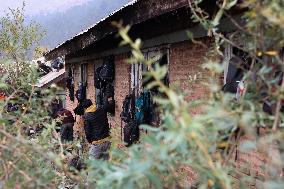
{"left": 130, "top": 47, "right": 170, "bottom": 98}
{"left": 94, "top": 61, "right": 103, "bottom": 107}
{"left": 80, "top": 63, "right": 88, "bottom": 86}
{"left": 223, "top": 43, "right": 233, "bottom": 84}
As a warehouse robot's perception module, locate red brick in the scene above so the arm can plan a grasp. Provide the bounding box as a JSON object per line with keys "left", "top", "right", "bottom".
{"left": 63, "top": 39, "right": 272, "bottom": 187}
{"left": 169, "top": 39, "right": 213, "bottom": 114}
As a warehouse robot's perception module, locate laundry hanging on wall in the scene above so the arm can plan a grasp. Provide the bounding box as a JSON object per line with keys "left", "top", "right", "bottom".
{"left": 66, "top": 67, "right": 75, "bottom": 102}
{"left": 94, "top": 56, "right": 115, "bottom": 115}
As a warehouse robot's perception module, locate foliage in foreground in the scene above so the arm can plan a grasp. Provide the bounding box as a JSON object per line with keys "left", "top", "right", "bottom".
{"left": 85, "top": 1, "right": 284, "bottom": 188}
{"left": 0, "top": 6, "right": 81, "bottom": 188}
{"left": 0, "top": 1, "right": 284, "bottom": 189}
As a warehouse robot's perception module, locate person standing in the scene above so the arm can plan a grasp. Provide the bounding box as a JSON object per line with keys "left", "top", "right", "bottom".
{"left": 51, "top": 99, "right": 75, "bottom": 142}
{"left": 56, "top": 108, "right": 75, "bottom": 142}
{"left": 83, "top": 98, "right": 113, "bottom": 160}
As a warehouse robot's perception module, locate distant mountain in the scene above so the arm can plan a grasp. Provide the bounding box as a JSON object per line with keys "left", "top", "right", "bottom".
{"left": 31, "top": 0, "right": 130, "bottom": 49}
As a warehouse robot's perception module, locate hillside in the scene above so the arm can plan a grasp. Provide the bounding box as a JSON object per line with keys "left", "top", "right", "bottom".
{"left": 32, "top": 0, "right": 130, "bottom": 49}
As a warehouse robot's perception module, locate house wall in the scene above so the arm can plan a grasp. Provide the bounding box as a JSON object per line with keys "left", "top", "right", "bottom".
{"left": 65, "top": 54, "right": 131, "bottom": 136}
{"left": 65, "top": 39, "right": 269, "bottom": 187}
{"left": 227, "top": 135, "right": 268, "bottom": 188}
{"left": 169, "top": 39, "right": 269, "bottom": 187}
{"left": 65, "top": 39, "right": 213, "bottom": 135}
{"left": 65, "top": 62, "right": 82, "bottom": 137}
{"left": 112, "top": 54, "right": 131, "bottom": 127}
{"left": 169, "top": 38, "right": 212, "bottom": 115}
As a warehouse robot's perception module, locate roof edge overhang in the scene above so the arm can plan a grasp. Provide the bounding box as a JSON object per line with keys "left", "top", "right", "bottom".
{"left": 44, "top": 0, "right": 189, "bottom": 60}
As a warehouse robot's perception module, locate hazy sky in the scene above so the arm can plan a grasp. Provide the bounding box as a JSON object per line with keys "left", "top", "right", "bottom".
{"left": 0, "top": 0, "right": 92, "bottom": 16}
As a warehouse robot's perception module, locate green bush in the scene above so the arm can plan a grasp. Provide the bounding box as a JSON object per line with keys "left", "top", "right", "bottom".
{"left": 0, "top": 1, "right": 284, "bottom": 189}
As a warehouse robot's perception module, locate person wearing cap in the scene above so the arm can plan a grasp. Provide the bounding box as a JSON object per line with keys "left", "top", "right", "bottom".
{"left": 83, "top": 97, "right": 114, "bottom": 160}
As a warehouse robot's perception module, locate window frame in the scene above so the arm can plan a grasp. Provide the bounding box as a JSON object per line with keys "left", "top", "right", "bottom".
{"left": 94, "top": 61, "right": 103, "bottom": 108}
{"left": 223, "top": 43, "right": 233, "bottom": 84}
{"left": 80, "top": 63, "right": 88, "bottom": 86}
{"left": 130, "top": 47, "right": 170, "bottom": 98}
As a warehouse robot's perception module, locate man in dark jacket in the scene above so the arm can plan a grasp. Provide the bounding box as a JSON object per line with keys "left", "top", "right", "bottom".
{"left": 83, "top": 98, "right": 113, "bottom": 160}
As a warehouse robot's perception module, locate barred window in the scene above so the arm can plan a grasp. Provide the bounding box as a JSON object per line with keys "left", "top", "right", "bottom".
{"left": 130, "top": 48, "right": 169, "bottom": 98}
{"left": 80, "top": 63, "right": 88, "bottom": 86}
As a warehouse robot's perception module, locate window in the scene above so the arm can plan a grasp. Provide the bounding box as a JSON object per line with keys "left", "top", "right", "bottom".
{"left": 80, "top": 63, "right": 88, "bottom": 86}
{"left": 223, "top": 43, "right": 233, "bottom": 84}
{"left": 131, "top": 48, "right": 169, "bottom": 98}
{"left": 222, "top": 43, "right": 251, "bottom": 102}
{"left": 130, "top": 48, "right": 169, "bottom": 128}
{"left": 131, "top": 53, "right": 147, "bottom": 97}
{"left": 223, "top": 46, "right": 250, "bottom": 84}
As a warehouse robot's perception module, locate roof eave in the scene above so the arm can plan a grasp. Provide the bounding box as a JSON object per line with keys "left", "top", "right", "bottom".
{"left": 44, "top": 0, "right": 189, "bottom": 60}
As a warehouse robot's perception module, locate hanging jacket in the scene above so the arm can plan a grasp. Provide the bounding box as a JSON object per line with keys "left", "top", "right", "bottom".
{"left": 51, "top": 57, "right": 64, "bottom": 71}
{"left": 135, "top": 91, "right": 155, "bottom": 125}
{"left": 66, "top": 71, "right": 75, "bottom": 102}
{"left": 222, "top": 56, "right": 244, "bottom": 93}
{"left": 83, "top": 103, "right": 111, "bottom": 144}
{"left": 76, "top": 84, "right": 87, "bottom": 102}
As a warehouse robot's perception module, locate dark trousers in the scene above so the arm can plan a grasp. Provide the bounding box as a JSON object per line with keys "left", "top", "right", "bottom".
{"left": 60, "top": 123, "right": 74, "bottom": 142}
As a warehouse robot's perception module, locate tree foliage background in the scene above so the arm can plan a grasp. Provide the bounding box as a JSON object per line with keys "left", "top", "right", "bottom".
{"left": 0, "top": 0, "right": 284, "bottom": 189}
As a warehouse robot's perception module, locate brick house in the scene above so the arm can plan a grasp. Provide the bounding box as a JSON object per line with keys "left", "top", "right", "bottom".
{"left": 44, "top": 0, "right": 269, "bottom": 186}
{"left": 45, "top": 0, "right": 243, "bottom": 132}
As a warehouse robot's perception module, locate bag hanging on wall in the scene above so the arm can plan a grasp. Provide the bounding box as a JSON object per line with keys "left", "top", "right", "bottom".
{"left": 66, "top": 68, "right": 75, "bottom": 101}
{"left": 94, "top": 66, "right": 105, "bottom": 89}
{"left": 99, "top": 56, "right": 115, "bottom": 83}
{"left": 142, "top": 91, "right": 155, "bottom": 124}
{"left": 121, "top": 93, "right": 138, "bottom": 147}
{"left": 104, "top": 83, "right": 115, "bottom": 99}
{"left": 75, "top": 84, "right": 87, "bottom": 102}
{"left": 123, "top": 121, "right": 139, "bottom": 147}
{"left": 74, "top": 102, "right": 85, "bottom": 116}
{"left": 103, "top": 84, "right": 115, "bottom": 114}
{"left": 135, "top": 91, "right": 155, "bottom": 125}
{"left": 135, "top": 95, "right": 144, "bottom": 124}
{"left": 120, "top": 94, "right": 135, "bottom": 123}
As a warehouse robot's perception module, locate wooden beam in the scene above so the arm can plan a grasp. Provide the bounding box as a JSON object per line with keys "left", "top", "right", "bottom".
{"left": 66, "top": 14, "right": 244, "bottom": 64}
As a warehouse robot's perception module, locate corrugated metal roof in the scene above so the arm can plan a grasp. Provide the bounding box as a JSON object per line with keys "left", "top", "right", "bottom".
{"left": 36, "top": 69, "right": 66, "bottom": 88}
{"left": 46, "top": 0, "right": 139, "bottom": 56}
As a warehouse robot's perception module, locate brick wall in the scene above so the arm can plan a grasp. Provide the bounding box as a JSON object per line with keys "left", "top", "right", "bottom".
{"left": 65, "top": 63, "right": 83, "bottom": 137}
{"left": 169, "top": 39, "right": 270, "bottom": 188}
{"left": 169, "top": 38, "right": 212, "bottom": 115}
{"left": 66, "top": 40, "right": 213, "bottom": 133}
{"left": 64, "top": 39, "right": 270, "bottom": 187}
{"left": 227, "top": 134, "right": 272, "bottom": 188}
{"left": 112, "top": 54, "right": 131, "bottom": 127}
{"left": 65, "top": 55, "right": 131, "bottom": 137}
